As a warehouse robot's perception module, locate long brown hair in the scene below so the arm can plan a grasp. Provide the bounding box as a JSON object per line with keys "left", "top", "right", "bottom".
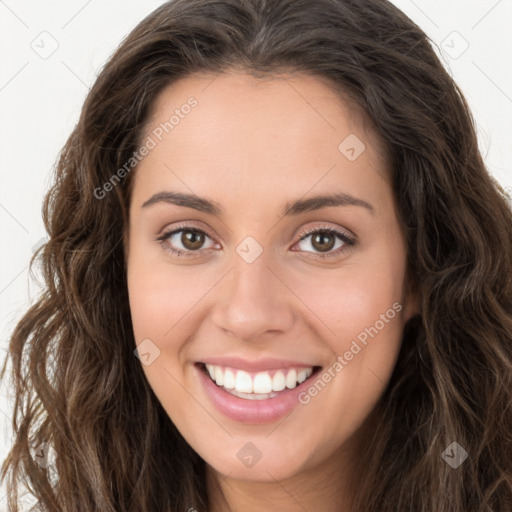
{"left": 2, "top": 0, "right": 511, "bottom": 510}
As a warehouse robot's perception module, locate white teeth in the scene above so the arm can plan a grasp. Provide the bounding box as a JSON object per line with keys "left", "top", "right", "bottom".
{"left": 272, "top": 371, "right": 286, "bottom": 391}
{"left": 223, "top": 368, "right": 236, "bottom": 389}
{"left": 203, "top": 364, "right": 315, "bottom": 395}
{"left": 225, "top": 389, "right": 278, "bottom": 400}
{"left": 214, "top": 366, "right": 224, "bottom": 386}
{"left": 297, "top": 369, "right": 309, "bottom": 384}
{"left": 234, "top": 370, "right": 253, "bottom": 393}
{"left": 253, "top": 372, "right": 272, "bottom": 394}
{"left": 285, "top": 369, "right": 297, "bottom": 389}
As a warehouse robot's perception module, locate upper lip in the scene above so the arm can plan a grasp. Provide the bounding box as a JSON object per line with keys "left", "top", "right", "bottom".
{"left": 198, "top": 356, "right": 321, "bottom": 373}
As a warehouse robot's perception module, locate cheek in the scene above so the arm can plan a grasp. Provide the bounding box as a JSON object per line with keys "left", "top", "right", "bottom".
{"left": 126, "top": 252, "right": 201, "bottom": 425}
{"left": 127, "top": 245, "right": 208, "bottom": 345}
{"left": 284, "top": 242, "right": 407, "bottom": 411}
{"left": 288, "top": 253, "right": 407, "bottom": 351}
{"left": 288, "top": 291, "right": 404, "bottom": 449}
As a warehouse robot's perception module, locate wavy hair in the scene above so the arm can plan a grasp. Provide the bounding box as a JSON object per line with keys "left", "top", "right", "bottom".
{"left": 2, "top": 0, "right": 512, "bottom": 510}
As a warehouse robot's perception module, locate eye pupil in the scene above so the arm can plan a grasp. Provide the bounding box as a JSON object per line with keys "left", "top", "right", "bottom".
{"left": 182, "top": 230, "right": 204, "bottom": 250}
{"left": 311, "top": 231, "right": 335, "bottom": 252}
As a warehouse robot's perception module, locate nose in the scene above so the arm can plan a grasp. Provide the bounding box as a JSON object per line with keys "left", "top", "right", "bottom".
{"left": 210, "top": 249, "right": 295, "bottom": 342}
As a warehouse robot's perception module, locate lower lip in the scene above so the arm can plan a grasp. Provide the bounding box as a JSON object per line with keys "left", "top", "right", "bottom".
{"left": 195, "top": 364, "right": 320, "bottom": 424}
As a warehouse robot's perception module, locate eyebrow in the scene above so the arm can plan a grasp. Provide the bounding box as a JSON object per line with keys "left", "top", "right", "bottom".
{"left": 141, "top": 191, "right": 375, "bottom": 216}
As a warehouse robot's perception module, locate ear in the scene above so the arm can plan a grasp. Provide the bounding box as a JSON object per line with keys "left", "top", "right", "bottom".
{"left": 403, "top": 292, "right": 420, "bottom": 323}
{"left": 402, "top": 274, "right": 420, "bottom": 322}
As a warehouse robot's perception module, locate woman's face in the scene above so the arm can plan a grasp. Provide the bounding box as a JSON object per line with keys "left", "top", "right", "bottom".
{"left": 126, "top": 71, "right": 417, "bottom": 483}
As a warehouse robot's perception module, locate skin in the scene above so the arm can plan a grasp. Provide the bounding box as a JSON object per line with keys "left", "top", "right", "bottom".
{"left": 126, "top": 70, "right": 418, "bottom": 512}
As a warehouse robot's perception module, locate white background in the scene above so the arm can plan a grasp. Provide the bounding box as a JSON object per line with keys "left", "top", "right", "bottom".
{"left": 1, "top": 0, "right": 511, "bottom": 508}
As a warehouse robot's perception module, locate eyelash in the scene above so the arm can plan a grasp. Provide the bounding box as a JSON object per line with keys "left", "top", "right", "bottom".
{"left": 156, "top": 223, "right": 356, "bottom": 260}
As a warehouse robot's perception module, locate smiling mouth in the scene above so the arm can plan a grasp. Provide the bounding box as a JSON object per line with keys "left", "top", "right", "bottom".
{"left": 197, "top": 362, "right": 322, "bottom": 400}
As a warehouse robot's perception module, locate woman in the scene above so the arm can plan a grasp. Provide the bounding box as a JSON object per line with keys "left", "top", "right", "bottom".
{"left": 2, "top": 0, "right": 511, "bottom": 510}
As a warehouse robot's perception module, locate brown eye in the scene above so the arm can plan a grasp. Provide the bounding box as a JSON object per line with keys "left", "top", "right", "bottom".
{"left": 180, "top": 230, "right": 206, "bottom": 251}
{"left": 157, "top": 226, "right": 217, "bottom": 258}
{"left": 293, "top": 227, "right": 356, "bottom": 260}
{"left": 309, "top": 230, "right": 336, "bottom": 252}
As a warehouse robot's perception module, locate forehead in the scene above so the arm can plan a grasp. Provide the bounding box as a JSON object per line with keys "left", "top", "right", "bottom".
{"left": 144, "top": 70, "right": 377, "bottom": 147}
{"left": 131, "top": 70, "right": 389, "bottom": 211}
